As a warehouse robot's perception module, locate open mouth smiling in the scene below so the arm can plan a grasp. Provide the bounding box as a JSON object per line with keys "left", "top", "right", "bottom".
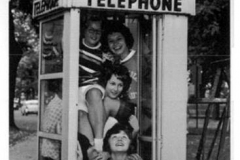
{"left": 115, "top": 143, "right": 124, "bottom": 146}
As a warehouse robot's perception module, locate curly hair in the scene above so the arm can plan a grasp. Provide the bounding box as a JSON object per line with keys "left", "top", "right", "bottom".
{"left": 102, "top": 21, "right": 134, "bottom": 51}
{"left": 99, "top": 61, "right": 132, "bottom": 100}
{"left": 103, "top": 123, "right": 134, "bottom": 154}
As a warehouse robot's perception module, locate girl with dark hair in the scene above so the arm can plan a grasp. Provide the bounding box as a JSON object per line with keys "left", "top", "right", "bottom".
{"left": 100, "top": 62, "right": 138, "bottom": 133}
{"left": 103, "top": 123, "right": 134, "bottom": 154}
{"left": 102, "top": 123, "right": 142, "bottom": 160}
{"left": 103, "top": 22, "right": 138, "bottom": 105}
{"left": 79, "top": 62, "right": 140, "bottom": 160}
{"left": 99, "top": 61, "right": 132, "bottom": 101}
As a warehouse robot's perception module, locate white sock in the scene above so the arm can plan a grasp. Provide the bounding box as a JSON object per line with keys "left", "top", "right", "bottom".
{"left": 94, "top": 138, "right": 103, "bottom": 151}
{"left": 90, "top": 141, "right": 94, "bottom": 146}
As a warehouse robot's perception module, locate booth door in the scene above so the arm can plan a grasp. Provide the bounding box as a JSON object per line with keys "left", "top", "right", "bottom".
{"left": 126, "top": 15, "right": 160, "bottom": 160}
{"left": 37, "top": 9, "right": 80, "bottom": 160}
{"left": 38, "top": 15, "right": 64, "bottom": 160}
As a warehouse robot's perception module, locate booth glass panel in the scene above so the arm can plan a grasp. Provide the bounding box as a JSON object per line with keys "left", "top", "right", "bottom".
{"left": 126, "top": 15, "right": 153, "bottom": 137}
{"left": 39, "top": 79, "right": 62, "bottom": 134}
{"left": 41, "top": 17, "right": 63, "bottom": 74}
{"left": 139, "top": 16, "right": 153, "bottom": 136}
{"left": 127, "top": 15, "right": 154, "bottom": 159}
{"left": 39, "top": 137, "right": 61, "bottom": 160}
{"left": 140, "top": 141, "right": 152, "bottom": 160}
{"left": 69, "top": 10, "right": 155, "bottom": 159}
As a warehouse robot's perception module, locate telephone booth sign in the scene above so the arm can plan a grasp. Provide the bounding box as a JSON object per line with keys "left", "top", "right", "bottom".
{"left": 34, "top": 0, "right": 195, "bottom": 160}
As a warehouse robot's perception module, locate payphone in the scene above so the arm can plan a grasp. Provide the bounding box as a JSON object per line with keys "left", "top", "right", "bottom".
{"left": 33, "top": 0, "right": 195, "bottom": 160}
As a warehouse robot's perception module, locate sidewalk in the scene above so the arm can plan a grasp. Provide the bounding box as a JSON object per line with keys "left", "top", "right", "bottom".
{"left": 9, "top": 134, "right": 37, "bottom": 160}
{"left": 9, "top": 118, "right": 229, "bottom": 160}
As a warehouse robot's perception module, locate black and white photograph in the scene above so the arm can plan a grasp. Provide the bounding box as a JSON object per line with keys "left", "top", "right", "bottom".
{"left": 1, "top": 0, "right": 238, "bottom": 160}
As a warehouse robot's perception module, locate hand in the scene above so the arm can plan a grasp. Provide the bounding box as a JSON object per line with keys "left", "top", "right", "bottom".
{"left": 128, "top": 115, "right": 139, "bottom": 137}
{"left": 115, "top": 101, "right": 135, "bottom": 123}
{"left": 99, "top": 152, "right": 110, "bottom": 160}
{"left": 87, "top": 147, "right": 100, "bottom": 160}
{"left": 87, "top": 147, "right": 110, "bottom": 160}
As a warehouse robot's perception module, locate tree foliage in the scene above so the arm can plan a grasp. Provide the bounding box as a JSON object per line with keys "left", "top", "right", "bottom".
{"left": 11, "top": 4, "right": 39, "bottom": 99}
{"left": 188, "top": 0, "right": 230, "bottom": 63}
{"left": 9, "top": 0, "right": 38, "bottom": 128}
{"left": 9, "top": 0, "right": 230, "bottom": 127}
{"left": 12, "top": 9, "right": 39, "bottom": 52}
{"left": 188, "top": 0, "right": 230, "bottom": 97}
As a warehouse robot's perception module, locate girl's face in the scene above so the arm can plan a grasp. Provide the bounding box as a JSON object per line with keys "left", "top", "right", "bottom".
{"left": 84, "top": 21, "right": 102, "bottom": 47}
{"left": 108, "top": 131, "right": 131, "bottom": 153}
{"left": 105, "top": 75, "right": 124, "bottom": 99}
{"left": 107, "top": 32, "right": 129, "bottom": 59}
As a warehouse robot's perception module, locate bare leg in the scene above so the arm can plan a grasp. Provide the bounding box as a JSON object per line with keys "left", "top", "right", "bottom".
{"left": 78, "top": 110, "right": 94, "bottom": 143}
{"left": 86, "top": 88, "right": 106, "bottom": 139}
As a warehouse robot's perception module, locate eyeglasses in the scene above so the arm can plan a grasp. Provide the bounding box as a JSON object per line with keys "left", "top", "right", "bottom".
{"left": 87, "top": 28, "right": 102, "bottom": 35}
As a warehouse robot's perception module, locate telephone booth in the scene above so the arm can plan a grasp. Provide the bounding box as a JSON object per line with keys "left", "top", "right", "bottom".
{"left": 33, "top": 0, "right": 195, "bottom": 160}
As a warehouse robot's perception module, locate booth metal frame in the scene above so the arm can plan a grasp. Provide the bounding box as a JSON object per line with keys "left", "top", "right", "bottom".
{"left": 34, "top": 1, "right": 195, "bottom": 160}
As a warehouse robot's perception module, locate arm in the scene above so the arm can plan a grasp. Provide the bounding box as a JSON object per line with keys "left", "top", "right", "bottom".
{"left": 128, "top": 115, "right": 139, "bottom": 138}
{"left": 104, "top": 97, "right": 139, "bottom": 137}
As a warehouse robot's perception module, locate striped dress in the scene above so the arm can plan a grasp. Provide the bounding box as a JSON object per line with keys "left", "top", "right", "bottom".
{"left": 79, "top": 39, "right": 103, "bottom": 85}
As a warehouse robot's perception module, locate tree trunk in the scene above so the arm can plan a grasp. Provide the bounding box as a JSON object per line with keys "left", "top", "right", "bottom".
{"left": 9, "top": 1, "right": 23, "bottom": 129}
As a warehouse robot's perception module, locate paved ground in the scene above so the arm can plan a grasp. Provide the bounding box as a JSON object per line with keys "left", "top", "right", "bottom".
{"left": 14, "top": 109, "right": 38, "bottom": 131}
{"left": 10, "top": 134, "right": 37, "bottom": 160}
{"left": 10, "top": 110, "right": 38, "bottom": 160}
{"left": 9, "top": 110, "right": 230, "bottom": 160}
{"left": 9, "top": 132, "right": 230, "bottom": 160}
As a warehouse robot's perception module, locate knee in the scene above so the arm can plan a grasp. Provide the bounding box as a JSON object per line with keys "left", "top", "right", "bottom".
{"left": 86, "top": 88, "right": 103, "bottom": 103}
{"left": 79, "top": 110, "right": 88, "bottom": 120}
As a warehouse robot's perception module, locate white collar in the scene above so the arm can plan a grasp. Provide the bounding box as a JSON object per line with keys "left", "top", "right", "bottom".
{"left": 120, "top": 50, "right": 136, "bottom": 63}
{"left": 82, "top": 39, "right": 101, "bottom": 49}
